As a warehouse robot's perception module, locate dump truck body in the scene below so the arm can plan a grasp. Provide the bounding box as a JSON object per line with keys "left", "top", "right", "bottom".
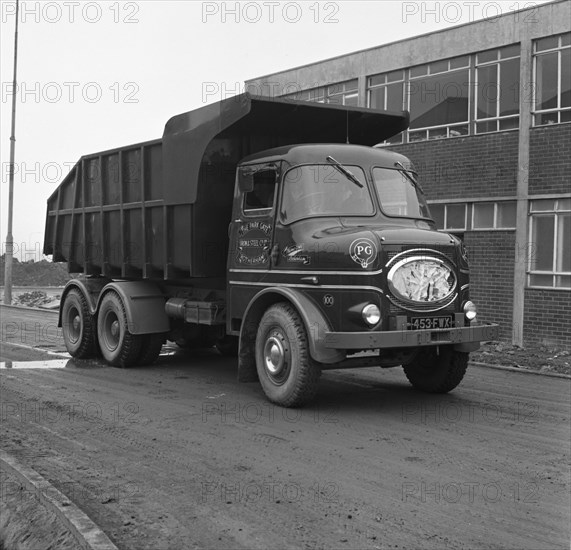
{"left": 44, "top": 94, "right": 407, "bottom": 280}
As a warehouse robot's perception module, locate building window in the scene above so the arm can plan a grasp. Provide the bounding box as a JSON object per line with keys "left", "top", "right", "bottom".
{"left": 533, "top": 32, "right": 571, "bottom": 125}
{"left": 284, "top": 80, "right": 358, "bottom": 106}
{"left": 366, "top": 48, "right": 521, "bottom": 144}
{"left": 367, "top": 71, "right": 405, "bottom": 143}
{"left": 528, "top": 199, "right": 571, "bottom": 289}
{"left": 407, "top": 56, "right": 470, "bottom": 141}
{"left": 429, "top": 203, "right": 467, "bottom": 231}
{"left": 475, "top": 45, "right": 520, "bottom": 134}
{"left": 327, "top": 79, "right": 359, "bottom": 106}
{"left": 472, "top": 201, "right": 517, "bottom": 229}
{"left": 368, "top": 70, "right": 404, "bottom": 111}
{"left": 284, "top": 86, "right": 326, "bottom": 103}
{"left": 430, "top": 200, "right": 517, "bottom": 231}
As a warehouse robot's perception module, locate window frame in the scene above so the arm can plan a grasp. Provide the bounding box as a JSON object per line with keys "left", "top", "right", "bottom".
{"left": 527, "top": 198, "right": 571, "bottom": 289}
{"left": 532, "top": 32, "right": 571, "bottom": 126}
{"left": 471, "top": 201, "right": 517, "bottom": 230}
{"left": 428, "top": 200, "right": 517, "bottom": 231}
{"left": 240, "top": 162, "right": 280, "bottom": 218}
{"left": 371, "top": 166, "right": 432, "bottom": 221}
{"left": 278, "top": 163, "right": 375, "bottom": 226}
{"left": 405, "top": 62, "right": 472, "bottom": 137}
{"left": 474, "top": 48, "right": 521, "bottom": 134}
{"left": 326, "top": 79, "right": 359, "bottom": 106}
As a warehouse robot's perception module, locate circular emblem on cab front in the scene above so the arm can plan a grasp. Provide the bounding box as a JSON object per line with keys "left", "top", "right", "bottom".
{"left": 349, "top": 238, "right": 377, "bottom": 269}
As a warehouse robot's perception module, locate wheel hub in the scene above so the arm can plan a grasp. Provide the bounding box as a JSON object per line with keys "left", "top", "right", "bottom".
{"left": 110, "top": 320, "right": 120, "bottom": 339}
{"left": 72, "top": 315, "right": 81, "bottom": 332}
{"left": 66, "top": 307, "right": 82, "bottom": 344}
{"left": 264, "top": 335, "right": 285, "bottom": 375}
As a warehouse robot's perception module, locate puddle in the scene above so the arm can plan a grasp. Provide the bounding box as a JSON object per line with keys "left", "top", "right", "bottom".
{"left": 0, "top": 359, "right": 69, "bottom": 369}
{"left": 0, "top": 358, "right": 104, "bottom": 369}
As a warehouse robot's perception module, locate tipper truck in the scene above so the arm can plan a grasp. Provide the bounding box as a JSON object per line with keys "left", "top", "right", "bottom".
{"left": 44, "top": 93, "right": 498, "bottom": 407}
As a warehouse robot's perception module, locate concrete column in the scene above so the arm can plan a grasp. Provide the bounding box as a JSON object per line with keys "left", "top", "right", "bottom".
{"left": 512, "top": 33, "right": 533, "bottom": 347}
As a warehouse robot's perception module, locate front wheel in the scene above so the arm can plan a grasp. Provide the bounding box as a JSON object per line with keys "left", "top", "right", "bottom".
{"left": 403, "top": 346, "right": 468, "bottom": 393}
{"left": 97, "top": 291, "right": 142, "bottom": 368}
{"left": 255, "top": 303, "right": 320, "bottom": 407}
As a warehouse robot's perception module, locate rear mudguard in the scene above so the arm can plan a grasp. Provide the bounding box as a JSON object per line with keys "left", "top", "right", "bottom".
{"left": 59, "top": 278, "right": 169, "bottom": 335}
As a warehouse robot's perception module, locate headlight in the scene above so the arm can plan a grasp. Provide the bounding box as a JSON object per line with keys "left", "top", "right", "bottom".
{"left": 362, "top": 304, "right": 381, "bottom": 326}
{"left": 463, "top": 301, "right": 477, "bottom": 321}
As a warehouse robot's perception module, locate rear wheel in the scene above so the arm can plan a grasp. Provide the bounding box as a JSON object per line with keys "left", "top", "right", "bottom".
{"left": 61, "top": 288, "right": 98, "bottom": 358}
{"left": 403, "top": 346, "right": 468, "bottom": 393}
{"left": 255, "top": 303, "right": 320, "bottom": 407}
{"left": 97, "top": 291, "right": 142, "bottom": 367}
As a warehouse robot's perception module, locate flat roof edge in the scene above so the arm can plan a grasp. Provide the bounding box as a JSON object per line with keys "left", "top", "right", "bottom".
{"left": 245, "top": 0, "right": 567, "bottom": 83}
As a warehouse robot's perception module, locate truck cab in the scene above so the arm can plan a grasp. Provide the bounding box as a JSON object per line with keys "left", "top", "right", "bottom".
{"left": 226, "top": 142, "right": 496, "bottom": 405}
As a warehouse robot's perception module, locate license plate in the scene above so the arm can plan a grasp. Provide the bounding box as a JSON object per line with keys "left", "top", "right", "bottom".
{"left": 410, "top": 316, "right": 452, "bottom": 330}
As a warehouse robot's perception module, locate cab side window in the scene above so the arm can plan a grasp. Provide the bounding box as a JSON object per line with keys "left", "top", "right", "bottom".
{"left": 240, "top": 164, "right": 278, "bottom": 215}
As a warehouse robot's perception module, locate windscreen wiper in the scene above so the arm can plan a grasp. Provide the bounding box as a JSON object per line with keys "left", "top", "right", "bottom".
{"left": 395, "top": 161, "right": 424, "bottom": 193}
{"left": 326, "top": 156, "right": 364, "bottom": 188}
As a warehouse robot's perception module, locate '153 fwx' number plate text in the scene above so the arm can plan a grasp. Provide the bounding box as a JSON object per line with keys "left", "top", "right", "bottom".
{"left": 410, "top": 316, "right": 452, "bottom": 330}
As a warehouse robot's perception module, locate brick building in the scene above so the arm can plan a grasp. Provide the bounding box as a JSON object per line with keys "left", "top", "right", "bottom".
{"left": 245, "top": 0, "right": 571, "bottom": 348}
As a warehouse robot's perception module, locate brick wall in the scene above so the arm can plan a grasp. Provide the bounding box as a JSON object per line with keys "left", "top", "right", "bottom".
{"left": 464, "top": 231, "right": 515, "bottom": 340}
{"left": 523, "top": 289, "right": 571, "bottom": 348}
{"left": 387, "top": 131, "right": 519, "bottom": 200}
{"left": 529, "top": 124, "right": 571, "bottom": 195}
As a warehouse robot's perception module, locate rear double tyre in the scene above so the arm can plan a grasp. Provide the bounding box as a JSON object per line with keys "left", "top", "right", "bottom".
{"left": 97, "top": 291, "right": 142, "bottom": 368}
{"left": 61, "top": 288, "right": 98, "bottom": 358}
{"left": 255, "top": 303, "right": 320, "bottom": 407}
{"left": 403, "top": 346, "right": 468, "bottom": 393}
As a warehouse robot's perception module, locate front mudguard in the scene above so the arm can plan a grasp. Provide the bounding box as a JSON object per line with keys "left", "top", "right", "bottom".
{"left": 238, "top": 287, "right": 345, "bottom": 382}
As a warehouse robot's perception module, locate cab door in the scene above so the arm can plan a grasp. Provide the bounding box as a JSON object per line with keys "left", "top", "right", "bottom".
{"left": 229, "top": 162, "right": 280, "bottom": 270}
{"left": 227, "top": 162, "right": 280, "bottom": 328}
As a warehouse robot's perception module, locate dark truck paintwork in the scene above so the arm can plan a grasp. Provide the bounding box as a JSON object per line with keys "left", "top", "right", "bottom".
{"left": 44, "top": 93, "right": 498, "bottom": 407}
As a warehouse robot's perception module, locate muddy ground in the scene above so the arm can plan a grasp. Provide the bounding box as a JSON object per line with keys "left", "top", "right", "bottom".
{"left": 1, "top": 306, "right": 570, "bottom": 549}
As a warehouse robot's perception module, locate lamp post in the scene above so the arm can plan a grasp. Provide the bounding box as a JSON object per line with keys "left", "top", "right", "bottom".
{"left": 4, "top": 0, "right": 19, "bottom": 305}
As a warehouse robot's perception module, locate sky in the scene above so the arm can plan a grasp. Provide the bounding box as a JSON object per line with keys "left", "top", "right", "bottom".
{"left": 0, "top": 0, "right": 552, "bottom": 261}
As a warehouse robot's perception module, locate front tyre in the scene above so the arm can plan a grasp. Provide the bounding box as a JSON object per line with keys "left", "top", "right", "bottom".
{"left": 403, "top": 346, "right": 468, "bottom": 393}
{"left": 97, "top": 291, "right": 142, "bottom": 368}
{"left": 61, "top": 288, "right": 98, "bottom": 358}
{"left": 255, "top": 303, "right": 320, "bottom": 407}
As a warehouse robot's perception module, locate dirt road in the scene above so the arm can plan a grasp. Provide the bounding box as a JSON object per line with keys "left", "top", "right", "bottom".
{"left": 1, "top": 305, "right": 569, "bottom": 549}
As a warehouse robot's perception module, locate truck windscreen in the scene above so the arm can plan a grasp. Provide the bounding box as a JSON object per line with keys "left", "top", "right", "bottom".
{"left": 280, "top": 164, "right": 373, "bottom": 224}
{"left": 372, "top": 167, "right": 431, "bottom": 219}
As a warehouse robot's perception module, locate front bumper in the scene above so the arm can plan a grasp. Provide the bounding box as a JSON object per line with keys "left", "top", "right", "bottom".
{"left": 324, "top": 322, "right": 499, "bottom": 350}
